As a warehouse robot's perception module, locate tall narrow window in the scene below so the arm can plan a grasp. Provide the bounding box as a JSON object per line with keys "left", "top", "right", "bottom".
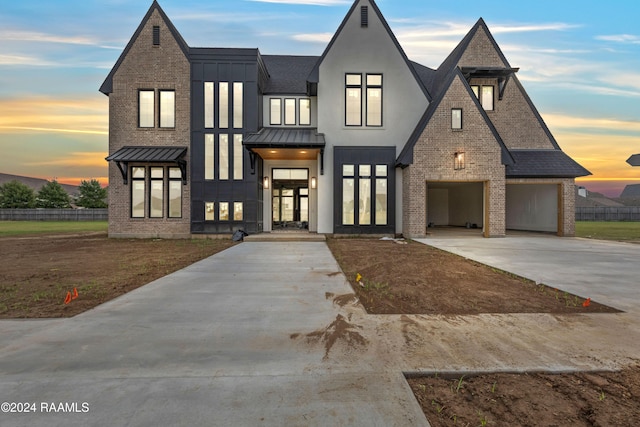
{"left": 234, "top": 202, "right": 243, "bottom": 221}
{"left": 366, "top": 74, "right": 382, "bottom": 127}
{"left": 131, "top": 167, "right": 146, "bottom": 218}
{"left": 345, "top": 74, "right": 362, "bottom": 126}
{"left": 375, "top": 165, "right": 388, "bottom": 225}
{"left": 219, "top": 202, "right": 229, "bottom": 221}
{"left": 452, "top": 108, "right": 462, "bottom": 130}
{"left": 233, "top": 82, "right": 243, "bottom": 129}
{"left": 284, "top": 98, "right": 296, "bottom": 125}
{"left": 159, "top": 90, "right": 175, "bottom": 128}
{"left": 233, "top": 135, "right": 243, "bottom": 180}
{"left": 471, "top": 85, "right": 480, "bottom": 99}
{"left": 299, "top": 98, "right": 311, "bottom": 126}
{"left": 342, "top": 165, "right": 355, "bottom": 225}
{"left": 482, "top": 86, "right": 494, "bottom": 111}
{"left": 150, "top": 167, "right": 164, "bottom": 218}
{"left": 204, "top": 134, "right": 214, "bottom": 180}
{"left": 219, "top": 82, "right": 229, "bottom": 128}
{"left": 359, "top": 165, "right": 372, "bottom": 225}
{"left": 270, "top": 98, "right": 282, "bottom": 125}
{"left": 204, "top": 82, "right": 215, "bottom": 128}
{"left": 139, "top": 90, "right": 155, "bottom": 128}
{"left": 168, "top": 168, "right": 182, "bottom": 218}
{"left": 219, "top": 134, "right": 229, "bottom": 180}
{"left": 205, "top": 202, "right": 215, "bottom": 221}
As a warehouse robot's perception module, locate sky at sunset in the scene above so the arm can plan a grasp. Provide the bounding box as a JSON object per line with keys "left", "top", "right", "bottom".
{"left": 0, "top": 0, "right": 639, "bottom": 197}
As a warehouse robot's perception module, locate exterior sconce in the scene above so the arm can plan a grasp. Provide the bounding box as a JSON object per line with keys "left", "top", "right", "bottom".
{"left": 263, "top": 176, "right": 270, "bottom": 189}
{"left": 311, "top": 176, "right": 317, "bottom": 189}
{"left": 454, "top": 152, "right": 465, "bottom": 170}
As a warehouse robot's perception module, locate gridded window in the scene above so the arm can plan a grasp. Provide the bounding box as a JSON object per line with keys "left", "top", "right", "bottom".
{"left": 233, "top": 82, "right": 243, "bottom": 129}
{"left": 234, "top": 202, "right": 243, "bottom": 221}
{"left": 159, "top": 90, "right": 175, "bottom": 128}
{"left": 131, "top": 167, "right": 146, "bottom": 218}
{"left": 205, "top": 202, "right": 215, "bottom": 221}
{"left": 233, "top": 135, "right": 243, "bottom": 180}
{"left": 139, "top": 90, "right": 155, "bottom": 128}
{"left": 341, "top": 163, "right": 388, "bottom": 227}
{"left": 204, "top": 82, "right": 215, "bottom": 128}
{"left": 219, "top": 82, "right": 229, "bottom": 128}
{"left": 299, "top": 98, "right": 311, "bottom": 126}
{"left": 168, "top": 168, "right": 182, "bottom": 218}
{"left": 270, "top": 99, "right": 282, "bottom": 125}
{"left": 366, "top": 74, "right": 382, "bottom": 127}
{"left": 219, "top": 134, "right": 229, "bottom": 180}
{"left": 345, "top": 74, "right": 362, "bottom": 126}
{"left": 284, "top": 99, "right": 296, "bottom": 125}
{"left": 150, "top": 167, "right": 164, "bottom": 218}
{"left": 452, "top": 108, "right": 462, "bottom": 130}
{"left": 204, "top": 134, "right": 214, "bottom": 180}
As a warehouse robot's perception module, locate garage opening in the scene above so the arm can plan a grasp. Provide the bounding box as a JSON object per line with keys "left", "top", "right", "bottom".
{"left": 506, "top": 184, "right": 559, "bottom": 234}
{"left": 427, "top": 182, "right": 485, "bottom": 233}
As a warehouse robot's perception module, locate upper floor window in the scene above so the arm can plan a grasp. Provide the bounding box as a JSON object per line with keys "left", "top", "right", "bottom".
{"left": 452, "top": 108, "right": 462, "bottom": 130}
{"left": 219, "top": 82, "right": 229, "bottom": 128}
{"left": 233, "top": 82, "right": 243, "bottom": 129}
{"left": 270, "top": 98, "right": 282, "bottom": 125}
{"left": 299, "top": 99, "right": 311, "bottom": 126}
{"left": 284, "top": 98, "right": 296, "bottom": 126}
{"left": 471, "top": 85, "right": 494, "bottom": 111}
{"left": 204, "top": 82, "right": 215, "bottom": 129}
{"left": 366, "top": 74, "right": 382, "bottom": 127}
{"left": 345, "top": 74, "right": 362, "bottom": 126}
{"left": 139, "top": 90, "right": 155, "bottom": 128}
{"left": 159, "top": 90, "right": 175, "bottom": 128}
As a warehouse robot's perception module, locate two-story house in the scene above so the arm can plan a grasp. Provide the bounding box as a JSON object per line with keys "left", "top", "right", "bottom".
{"left": 102, "top": 0, "right": 590, "bottom": 239}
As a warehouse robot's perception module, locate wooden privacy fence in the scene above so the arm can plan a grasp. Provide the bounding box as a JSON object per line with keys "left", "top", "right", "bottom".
{"left": 0, "top": 209, "right": 108, "bottom": 221}
{"left": 576, "top": 207, "right": 640, "bottom": 222}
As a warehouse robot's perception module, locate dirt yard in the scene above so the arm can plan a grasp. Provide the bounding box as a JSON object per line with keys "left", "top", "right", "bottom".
{"left": 327, "top": 238, "right": 638, "bottom": 426}
{"left": 0, "top": 233, "right": 235, "bottom": 318}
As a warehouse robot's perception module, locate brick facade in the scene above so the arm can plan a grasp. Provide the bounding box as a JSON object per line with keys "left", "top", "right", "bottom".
{"left": 107, "top": 9, "right": 191, "bottom": 238}
{"left": 403, "top": 75, "right": 506, "bottom": 238}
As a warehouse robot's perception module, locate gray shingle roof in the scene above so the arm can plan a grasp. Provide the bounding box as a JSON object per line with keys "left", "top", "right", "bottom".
{"left": 262, "top": 55, "right": 319, "bottom": 94}
{"left": 506, "top": 149, "right": 591, "bottom": 178}
{"left": 621, "top": 184, "right": 640, "bottom": 198}
{"left": 243, "top": 128, "right": 325, "bottom": 148}
{"left": 627, "top": 154, "right": 640, "bottom": 166}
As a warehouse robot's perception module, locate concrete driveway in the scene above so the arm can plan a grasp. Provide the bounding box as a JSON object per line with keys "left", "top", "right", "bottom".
{"left": 1, "top": 235, "right": 640, "bottom": 426}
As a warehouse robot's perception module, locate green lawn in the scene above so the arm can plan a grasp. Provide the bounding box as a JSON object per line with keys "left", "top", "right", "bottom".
{"left": 0, "top": 221, "right": 108, "bottom": 237}
{"left": 575, "top": 221, "right": 640, "bottom": 241}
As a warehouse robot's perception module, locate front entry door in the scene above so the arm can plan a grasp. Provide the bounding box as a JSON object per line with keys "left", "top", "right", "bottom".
{"left": 272, "top": 184, "right": 309, "bottom": 230}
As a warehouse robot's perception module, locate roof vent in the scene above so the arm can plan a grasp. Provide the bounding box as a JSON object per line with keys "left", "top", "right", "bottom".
{"left": 361, "top": 6, "right": 368, "bottom": 27}
{"left": 153, "top": 26, "right": 160, "bottom": 46}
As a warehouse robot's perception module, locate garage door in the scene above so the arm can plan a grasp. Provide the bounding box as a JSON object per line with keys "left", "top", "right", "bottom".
{"left": 506, "top": 184, "right": 559, "bottom": 233}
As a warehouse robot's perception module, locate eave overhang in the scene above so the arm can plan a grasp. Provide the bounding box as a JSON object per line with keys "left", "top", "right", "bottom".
{"left": 105, "top": 146, "right": 188, "bottom": 184}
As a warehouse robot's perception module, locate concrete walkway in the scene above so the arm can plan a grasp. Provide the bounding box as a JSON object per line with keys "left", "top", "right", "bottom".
{"left": 1, "top": 236, "right": 640, "bottom": 426}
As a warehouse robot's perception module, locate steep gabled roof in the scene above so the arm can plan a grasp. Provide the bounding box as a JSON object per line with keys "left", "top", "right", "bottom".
{"left": 262, "top": 55, "right": 320, "bottom": 94}
{"left": 397, "top": 68, "right": 514, "bottom": 168}
{"left": 99, "top": 1, "right": 189, "bottom": 95}
{"left": 306, "top": 0, "right": 430, "bottom": 100}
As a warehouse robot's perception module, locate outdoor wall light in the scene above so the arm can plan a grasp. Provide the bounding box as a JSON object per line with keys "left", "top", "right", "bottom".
{"left": 263, "top": 176, "right": 270, "bottom": 189}
{"left": 454, "top": 151, "right": 465, "bottom": 170}
{"left": 311, "top": 176, "right": 317, "bottom": 189}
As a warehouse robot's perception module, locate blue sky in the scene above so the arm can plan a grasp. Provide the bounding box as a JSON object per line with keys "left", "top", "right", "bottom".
{"left": 0, "top": 0, "right": 639, "bottom": 196}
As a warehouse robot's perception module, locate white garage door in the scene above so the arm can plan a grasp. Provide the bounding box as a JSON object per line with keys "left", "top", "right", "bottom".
{"left": 506, "top": 184, "right": 558, "bottom": 233}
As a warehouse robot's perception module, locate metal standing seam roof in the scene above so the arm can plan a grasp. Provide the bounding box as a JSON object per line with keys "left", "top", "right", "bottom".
{"left": 506, "top": 149, "right": 592, "bottom": 178}
{"left": 243, "top": 128, "right": 326, "bottom": 148}
{"left": 106, "top": 146, "right": 188, "bottom": 163}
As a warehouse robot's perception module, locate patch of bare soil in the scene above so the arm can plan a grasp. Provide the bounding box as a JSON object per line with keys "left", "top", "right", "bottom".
{"left": 326, "top": 238, "right": 619, "bottom": 315}
{"left": 291, "top": 313, "right": 368, "bottom": 360}
{"left": 0, "top": 233, "right": 235, "bottom": 318}
{"left": 408, "top": 367, "right": 640, "bottom": 427}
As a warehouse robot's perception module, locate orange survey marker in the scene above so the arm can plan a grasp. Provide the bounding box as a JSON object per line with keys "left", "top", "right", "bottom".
{"left": 64, "top": 291, "right": 72, "bottom": 305}
{"left": 72, "top": 288, "right": 79, "bottom": 300}
{"left": 583, "top": 298, "right": 591, "bottom": 307}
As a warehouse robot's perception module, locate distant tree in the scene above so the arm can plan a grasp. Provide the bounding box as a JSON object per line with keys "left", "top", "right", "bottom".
{"left": 36, "top": 180, "right": 71, "bottom": 208}
{"left": 77, "top": 179, "right": 108, "bottom": 208}
{"left": 0, "top": 180, "right": 36, "bottom": 208}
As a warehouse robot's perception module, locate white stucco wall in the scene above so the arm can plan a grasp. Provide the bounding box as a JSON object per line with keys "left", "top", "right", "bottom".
{"left": 315, "top": 0, "right": 429, "bottom": 233}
